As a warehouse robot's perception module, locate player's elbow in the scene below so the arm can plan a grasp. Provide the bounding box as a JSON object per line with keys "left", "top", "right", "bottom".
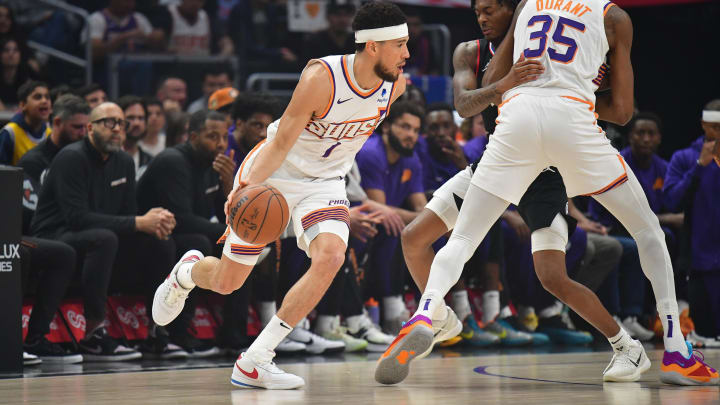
{"left": 617, "top": 106, "right": 633, "bottom": 125}
{"left": 455, "top": 102, "right": 472, "bottom": 119}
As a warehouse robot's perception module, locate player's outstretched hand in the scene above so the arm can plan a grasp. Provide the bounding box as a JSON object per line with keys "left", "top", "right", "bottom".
{"left": 496, "top": 54, "right": 545, "bottom": 94}
{"left": 224, "top": 180, "right": 249, "bottom": 224}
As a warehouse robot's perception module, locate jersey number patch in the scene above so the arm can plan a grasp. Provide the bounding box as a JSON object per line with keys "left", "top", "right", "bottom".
{"left": 322, "top": 141, "right": 341, "bottom": 158}
{"left": 524, "top": 15, "right": 586, "bottom": 64}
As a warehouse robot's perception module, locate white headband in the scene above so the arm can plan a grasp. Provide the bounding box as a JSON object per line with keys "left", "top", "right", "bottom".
{"left": 355, "top": 23, "right": 408, "bottom": 44}
{"left": 702, "top": 110, "right": 720, "bottom": 123}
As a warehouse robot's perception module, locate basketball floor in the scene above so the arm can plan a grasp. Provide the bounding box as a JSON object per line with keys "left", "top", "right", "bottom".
{"left": 2, "top": 344, "right": 719, "bottom": 404}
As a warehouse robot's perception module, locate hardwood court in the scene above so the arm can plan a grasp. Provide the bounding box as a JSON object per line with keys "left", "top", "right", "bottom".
{"left": 2, "top": 348, "right": 719, "bottom": 404}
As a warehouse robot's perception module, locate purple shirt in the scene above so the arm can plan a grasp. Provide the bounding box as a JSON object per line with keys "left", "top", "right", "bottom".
{"left": 589, "top": 147, "right": 668, "bottom": 228}
{"left": 664, "top": 136, "right": 720, "bottom": 271}
{"left": 226, "top": 128, "right": 248, "bottom": 174}
{"left": 463, "top": 136, "right": 488, "bottom": 163}
{"left": 356, "top": 134, "right": 424, "bottom": 207}
{"left": 416, "top": 135, "right": 461, "bottom": 192}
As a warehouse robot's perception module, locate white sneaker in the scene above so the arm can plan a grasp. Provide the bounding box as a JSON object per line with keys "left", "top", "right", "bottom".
{"left": 275, "top": 338, "right": 307, "bottom": 354}
{"left": 316, "top": 317, "right": 368, "bottom": 353}
{"left": 348, "top": 313, "right": 394, "bottom": 352}
{"left": 603, "top": 339, "right": 651, "bottom": 382}
{"left": 288, "top": 320, "right": 345, "bottom": 354}
{"left": 152, "top": 250, "right": 202, "bottom": 326}
{"left": 23, "top": 351, "right": 42, "bottom": 366}
{"left": 687, "top": 331, "right": 720, "bottom": 348}
{"left": 417, "top": 306, "right": 462, "bottom": 360}
{"left": 231, "top": 350, "right": 304, "bottom": 389}
{"left": 622, "top": 316, "right": 655, "bottom": 342}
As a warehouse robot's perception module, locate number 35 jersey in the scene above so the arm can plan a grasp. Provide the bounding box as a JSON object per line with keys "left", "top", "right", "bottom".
{"left": 510, "top": 0, "right": 614, "bottom": 103}
{"left": 265, "top": 54, "right": 397, "bottom": 180}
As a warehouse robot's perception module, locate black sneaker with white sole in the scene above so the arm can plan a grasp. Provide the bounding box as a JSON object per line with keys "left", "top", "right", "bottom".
{"left": 137, "top": 326, "right": 189, "bottom": 360}
{"left": 78, "top": 327, "right": 142, "bottom": 362}
{"left": 171, "top": 333, "right": 221, "bottom": 358}
{"left": 25, "top": 336, "right": 83, "bottom": 364}
{"left": 24, "top": 352, "right": 42, "bottom": 366}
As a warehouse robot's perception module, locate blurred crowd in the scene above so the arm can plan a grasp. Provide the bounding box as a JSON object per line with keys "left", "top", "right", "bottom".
{"left": 0, "top": 0, "right": 718, "bottom": 367}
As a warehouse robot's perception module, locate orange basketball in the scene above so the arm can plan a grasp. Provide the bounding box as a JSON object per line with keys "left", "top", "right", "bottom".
{"left": 228, "top": 185, "right": 289, "bottom": 245}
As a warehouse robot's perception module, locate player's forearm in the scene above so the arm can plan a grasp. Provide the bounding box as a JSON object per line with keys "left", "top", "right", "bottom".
{"left": 454, "top": 84, "right": 502, "bottom": 118}
{"left": 595, "top": 91, "right": 633, "bottom": 125}
{"left": 244, "top": 141, "right": 287, "bottom": 186}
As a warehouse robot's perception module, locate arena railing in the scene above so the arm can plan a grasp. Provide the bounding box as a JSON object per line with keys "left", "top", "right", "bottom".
{"left": 106, "top": 54, "right": 240, "bottom": 99}
{"left": 28, "top": 0, "right": 92, "bottom": 85}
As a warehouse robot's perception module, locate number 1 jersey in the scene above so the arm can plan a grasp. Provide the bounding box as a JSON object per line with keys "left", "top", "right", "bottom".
{"left": 510, "top": 0, "right": 614, "bottom": 103}
{"left": 265, "top": 54, "right": 397, "bottom": 180}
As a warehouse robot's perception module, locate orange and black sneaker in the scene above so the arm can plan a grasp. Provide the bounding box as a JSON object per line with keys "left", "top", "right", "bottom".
{"left": 374, "top": 315, "right": 433, "bottom": 385}
{"left": 660, "top": 342, "right": 719, "bottom": 386}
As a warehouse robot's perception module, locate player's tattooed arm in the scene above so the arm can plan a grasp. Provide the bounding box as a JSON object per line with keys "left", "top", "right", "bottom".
{"left": 452, "top": 41, "right": 500, "bottom": 118}
{"left": 596, "top": 5, "right": 634, "bottom": 125}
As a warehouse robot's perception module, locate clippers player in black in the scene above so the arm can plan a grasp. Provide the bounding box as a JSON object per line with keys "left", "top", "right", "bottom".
{"left": 399, "top": 0, "right": 607, "bottom": 354}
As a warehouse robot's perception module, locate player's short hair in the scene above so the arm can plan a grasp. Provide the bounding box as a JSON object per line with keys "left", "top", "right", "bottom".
{"left": 352, "top": 1, "right": 407, "bottom": 52}
{"left": 426, "top": 102, "right": 454, "bottom": 116}
{"left": 471, "top": 0, "right": 521, "bottom": 10}
{"left": 626, "top": 112, "right": 663, "bottom": 135}
{"left": 704, "top": 99, "right": 720, "bottom": 111}
{"left": 116, "top": 95, "right": 146, "bottom": 116}
{"left": 231, "top": 92, "right": 281, "bottom": 122}
{"left": 53, "top": 94, "right": 90, "bottom": 121}
{"left": 189, "top": 110, "right": 227, "bottom": 134}
{"left": 17, "top": 80, "right": 48, "bottom": 103}
{"left": 386, "top": 101, "right": 426, "bottom": 129}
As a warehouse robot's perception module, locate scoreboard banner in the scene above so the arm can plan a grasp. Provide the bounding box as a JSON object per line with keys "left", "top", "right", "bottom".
{"left": 391, "top": 0, "right": 711, "bottom": 7}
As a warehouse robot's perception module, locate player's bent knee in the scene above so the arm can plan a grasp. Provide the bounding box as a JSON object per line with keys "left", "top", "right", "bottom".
{"left": 531, "top": 214, "right": 568, "bottom": 253}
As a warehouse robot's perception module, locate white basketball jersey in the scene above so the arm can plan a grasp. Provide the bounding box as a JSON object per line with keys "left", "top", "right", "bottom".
{"left": 509, "top": 0, "right": 613, "bottom": 103}
{"left": 167, "top": 4, "right": 210, "bottom": 55}
{"left": 266, "top": 54, "right": 396, "bottom": 179}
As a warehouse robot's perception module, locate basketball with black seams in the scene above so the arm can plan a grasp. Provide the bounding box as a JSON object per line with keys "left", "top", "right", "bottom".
{"left": 228, "top": 185, "right": 289, "bottom": 245}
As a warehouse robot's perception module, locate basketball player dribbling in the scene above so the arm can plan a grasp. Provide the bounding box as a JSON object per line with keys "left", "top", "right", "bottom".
{"left": 377, "top": 0, "right": 719, "bottom": 386}
{"left": 152, "top": 1, "right": 409, "bottom": 390}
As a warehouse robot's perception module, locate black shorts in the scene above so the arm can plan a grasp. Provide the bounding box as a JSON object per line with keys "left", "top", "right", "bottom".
{"left": 517, "top": 167, "right": 577, "bottom": 236}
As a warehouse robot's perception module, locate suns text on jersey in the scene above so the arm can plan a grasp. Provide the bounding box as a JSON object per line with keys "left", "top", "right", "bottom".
{"left": 304, "top": 116, "right": 381, "bottom": 140}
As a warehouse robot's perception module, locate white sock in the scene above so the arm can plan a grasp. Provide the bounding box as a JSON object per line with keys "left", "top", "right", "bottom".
{"left": 315, "top": 315, "right": 337, "bottom": 334}
{"left": 346, "top": 314, "right": 364, "bottom": 334}
{"left": 247, "top": 315, "right": 293, "bottom": 355}
{"left": 415, "top": 290, "right": 447, "bottom": 322}
{"left": 451, "top": 290, "right": 472, "bottom": 321}
{"left": 539, "top": 301, "right": 563, "bottom": 319}
{"left": 608, "top": 327, "right": 633, "bottom": 353}
{"left": 176, "top": 262, "right": 196, "bottom": 290}
{"left": 383, "top": 295, "right": 406, "bottom": 320}
{"left": 658, "top": 305, "right": 688, "bottom": 356}
{"left": 481, "top": 291, "right": 500, "bottom": 323}
{"left": 258, "top": 301, "right": 277, "bottom": 328}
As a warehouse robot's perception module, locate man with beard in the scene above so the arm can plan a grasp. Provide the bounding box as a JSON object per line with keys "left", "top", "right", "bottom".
{"left": 31, "top": 102, "right": 175, "bottom": 362}
{"left": 0, "top": 81, "right": 52, "bottom": 165}
{"left": 137, "top": 110, "right": 235, "bottom": 357}
{"left": 355, "top": 101, "right": 426, "bottom": 334}
{"left": 151, "top": 1, "right": 409, "bottom": 389}
{"left": 118, "top": 95, "right": 153, "bottom": 180}
{"left": 18, "top": 94, "right": 90, "bottom": 184}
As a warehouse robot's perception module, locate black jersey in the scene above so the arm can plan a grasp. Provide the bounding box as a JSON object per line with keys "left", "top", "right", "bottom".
{"left": 475, "top": 39, "right": 498, "bottom": 135}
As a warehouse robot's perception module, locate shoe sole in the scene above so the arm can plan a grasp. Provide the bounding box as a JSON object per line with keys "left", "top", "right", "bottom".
{"left": 603, "top": 354, "right": 651, "bottom": 382}
{"left": 37, "top": 355, "right": 84, "bottom": 364}
{"left": 366, "top": 342, "right": 390, "bottom": 352}
{"left": 230, "top": 366, "right": 304, "bottom": 390}
{"left": 375, "top": 323, "right": 433, "bottom": 385}
{"left": 659, "top": 371, "right": 719, "bottom": 386}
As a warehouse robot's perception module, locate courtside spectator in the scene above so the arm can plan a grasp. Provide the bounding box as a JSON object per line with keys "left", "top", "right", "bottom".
{"left": 664, "top": 99, "right": 720, "bottom": 346}
{"left": 30, "top": 102, "right": 175, "bottom": 361}
{"left": 420, "top": 102, "right": 467, "bottom": 192}
{"left": 207, "top": 86, "right": 238, "bottom": 115}
{"left": 0, "top": 37, "right": 40, "bottom": 111}
{"left": 165, "top": 110, "right": 190, "bottom": 147}
{"left": 18, "top": 94, "right": 89, "bottom": 183}
{"left": 166, "top": 0, "right": 211, "bottom": 56}
{"left": 139, "top": 98, "right": 166, "bottom": 156}
{"left": 187, "top": 65, "right": 233, "bottom": 113}
{"left": 117, "top": 95, "right": 152, "bottom": 179}
{"left": 303, "top": 1, "right": 355, "bottom": 62}
{"left": 226, "top": 91, "right": 278, "bottom": 167}
{"left": 77, "top": 83, "right": 107, "bottom": 109}
{"left": 0, "top": 80, "right": 50, "bottom": 164}
{"left": 156, "top": 76, "right": 188, "bottom": 112}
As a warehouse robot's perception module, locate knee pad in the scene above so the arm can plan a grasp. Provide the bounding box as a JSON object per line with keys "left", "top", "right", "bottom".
{"left": 531, "top": 214, "right": 568, "bottom": 253}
